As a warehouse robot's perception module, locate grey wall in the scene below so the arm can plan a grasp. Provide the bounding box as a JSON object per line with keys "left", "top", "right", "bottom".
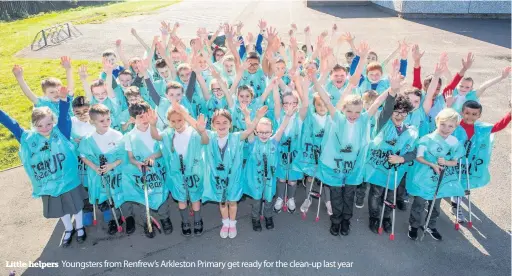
{"left": 371, "top": 0, "right": 511, "bottom": 14}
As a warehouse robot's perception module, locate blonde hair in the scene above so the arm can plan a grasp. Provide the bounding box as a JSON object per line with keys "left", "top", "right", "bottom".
{"left": 341, "top": 94, "right": 363, "bottom": 110}
{"left": 166, "top": 105, "right": 189, "bottom": 121}
{"left": 362, "top": 90, "right": 378, "bottom": 104}
{"left": 89, "top": 104, "right": 111, "bottom": 120}
{"left": 31, "top": 107, "right": 55, "bottom": 126}
{"left": 312, "top": 93, "right": 324, "bottom": 106}
{"left": 257, "top": 117, "right": 273, "bottom": 130}
{"left": 211, "top": 109, "right": 232, "bottom": 126}
{"left": 41, "top": 77, "right": 62, "bottom": 92}
{"left": 435, "top": 108, "right": 460, "bottom": 125}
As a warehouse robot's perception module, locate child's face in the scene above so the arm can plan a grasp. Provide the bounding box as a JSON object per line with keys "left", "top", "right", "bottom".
{"left": 198, "top": 56, "right": 208, "bottom": 70}
{"left": 283, "top": 95, "right": 299, "bottom": 110}
{"left": 367, "top": 53, "right": 378, "bottom": 64}
{"left": 247, "top": 58, "right": 260, "bottom": 74}
{"left": 119, "top": 74, "right": 133, "bottom": 88}
{"left": 330, "top": 69, "right": 347, "bottom": 88}
{"left": 237, "top": 90, "right": 253, "bottom": 106}
{"left": 362, "top": 99, "right": 375, "bottom": 111}
{"left": 157, "top": 66, "right": 172, "bottom": 80}
{"left": 169, "top": 112, "right": 186, "bottom": 132}
{"left": 134, "top": 112, "right": 149, "bottom": 129}
{"left": 127, "top": 95, "right": 141, "bottom": 106}
{"left": 131, "top": 62, "right": 140, "bottom": 74}
{"left": 297, "top": 51, "right": 305, "bottom": 65}
{"left": 391, "top": 109, "right": 408, "bottom": 126}
{"left": 166, "top": 88, "right": 183, "bottom": 103}
{"left": 275, "top": 62, "right": 286, "bottom": 77}
{"left": 343, "top": 104, "right": 363, "bottom": 123}
{"left": 212, "top": 115, "right": 231, "bottom": 137}
{"left": 256, "top": 123, "right": 272, "bottom": 142}
{"left": 367, "top": 70, "right": 382, "bottom": 83}
{"left": 313, "top": 97, "right": 328, "bottom": 116}
{"left": 179, "top": 68, "right": 191, "bottom": 83}
{"left": 211, "top": 82, "right": 224, "bottom": 99}
{"left": 407, "top": 94, "right": 421, "bottom": 110}
{"left": 223, "top": 60, "right": 235, "bottom": 75}
{"left": 34, "top": 115, "right": 54, "bottom": 137}
{"left": 92, "top": 86, "right": 108, "bottom": 102}
{"left": 171, "top": 52, "right": 182, "bottom": 64}
{"left": 346, "top": 55, "right": 354, "bottom": 65}
{"left": 458, "top": 79, "right": 473, "bottom": 94}
{"left": 214, "top": 50, "right": 225, "bottom": 62}
{"left": 105, "top": 55, "right": 117, "bottom": 66}
{"left": 461, "top": 107, "right": 481, "bottom": 124}
{"left": 90, "top": 114, "right": 111, "bottom": 133}
{"left": 73, "top": 106, "right": 90, "bottom": 123}
{"left": 436, "top": 119, "right": 457, "bottom": 138}
{"left": 44, "top": 86, "right": 61, "bottom": 102}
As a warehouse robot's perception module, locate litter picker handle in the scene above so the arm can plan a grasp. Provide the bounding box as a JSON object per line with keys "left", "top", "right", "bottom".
{"left": 263, "top": 154, "right": 268, "bottom": 178}
{"left": 314, "top": 149, "right": 319, "bottom": 165}
{"left": 464, "top": 140, "right": 472, "bottom": 159}
{"left": 99, "top": 154, "right": 107, "bottom": 176}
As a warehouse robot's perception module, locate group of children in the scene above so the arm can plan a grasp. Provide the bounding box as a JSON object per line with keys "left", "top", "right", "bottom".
{"left": 2, "top": 20, "right": 510, "bottom": 247}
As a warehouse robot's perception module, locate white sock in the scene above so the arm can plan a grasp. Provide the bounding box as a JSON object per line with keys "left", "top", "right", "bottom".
{"left": 61, "top": 214, "right": 73, "bottom": 239}
{"left": 222, "top": 218, "right": 230, "bottom": 227}
{"left": 74, "top": 211, "right": 84, "bottom": 236}
{"left": 229, "top": 220, "right": 237, "bottom": 227}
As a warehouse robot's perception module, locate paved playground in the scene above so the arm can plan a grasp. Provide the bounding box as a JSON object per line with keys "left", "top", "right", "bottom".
{"left": 3, "top": 0, "right": 511, "bottom": 275}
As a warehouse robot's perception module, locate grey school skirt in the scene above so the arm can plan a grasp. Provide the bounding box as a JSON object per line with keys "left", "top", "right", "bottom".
{"left": 42, "top": 184, "right": 88, "bottom": 218}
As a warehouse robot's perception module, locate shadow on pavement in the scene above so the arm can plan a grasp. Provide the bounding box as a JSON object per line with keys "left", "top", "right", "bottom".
{"left": 307, "top": 4, "right": 395, "bottom": 19}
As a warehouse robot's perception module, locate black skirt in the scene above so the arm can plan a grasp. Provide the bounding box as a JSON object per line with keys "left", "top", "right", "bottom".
{"left": 41, "top": 184, "right": 88, "bottom": 218}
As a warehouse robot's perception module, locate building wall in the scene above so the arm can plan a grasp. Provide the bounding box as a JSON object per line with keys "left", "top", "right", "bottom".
{"left": 370, "top": 0, "right": 511, "bottom": 15}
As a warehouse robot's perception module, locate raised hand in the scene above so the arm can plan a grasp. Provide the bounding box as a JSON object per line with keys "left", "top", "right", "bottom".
{"left": 210, "top": 67, "right": 221, "bottom": 79}
{"left": 196, "top": 27, "right": 208, "bottom": 40}
{"left": 236, "top": 22, "right": 244, "bottom": 34}
{"left": 445, "top": 89, "right": 454, "bottom": 107}
{"left": 12, "top": 64, "right": 23, "bottom": 78}
{"left": 130, "top": 28, "right": 137, "bottom": 36}
{"left": 320, "top": 30, "right": 328, "bottom": 38}
{"left": 285, "top": 105, "right": 298, "bottom": 117}
{"left": 434, "top": 63, "right": 446, "bottom": 77}
{"left": 390, "top": 70, "right": 402, "bottom": 91}
{"left": 115, "top": 39, "right": 122, "bottom": 47}
{"left": 316, "top": 36, "right": 325, "bottom": 49}
{"left": 439, "top": 52, "right": 448, "bottom": 66}
{"left": 461, "top": 52, "right": 475, "bottom": 72}
{"left": 290, "top": 36, "right": 298, "bottom": 50}
{"left": 501, "top": 66, "right": 511, "bottom": 79}
{"left": 60, "top": 56, "right": 72, "bottom": 69}
{"left": 391, "top": 58, "right": 400, "bottom": 73}
{"left": 136, "top": 58, "right": 150, "bottom": 73}
{"left": 266, "top": 27, "right": 278, "bottom": 45}
{"left": 59, "top": 86, "right": 68, "bottom": 100}
{"left": 78, "top": 65, "right": 88, "bottom": 79}
{"left": 332, "top": 23, "right": 338, "bottom": 33}
{"left": 340, "top": 32, "right": 355, "bottom": 43}
{"left": 357, "top": 41, "right": 370, "bottom": 58}
{"left": 160, "top": 21, "right": 171, "bottom": 36}
{"left": 412, "top": 44, "right": 425, "bottom": 64}
{"left": 196, "top": 114, "right": 206, "bottom": 133}
{"left": 258, "top": 19, "right": 267, "bottom": 31}
{"left": 147, "top": 109, "right": 158, "bottom": 126}
{"left": 224, "top": 24, "right": 235, "bottom": 40}
{"left": 156, "top": 41, "right": 166, "bottom": 58}
{"left": 256, "top": 105, "right": 269, "bottom": 118}
{"left": 304, "top": 26, "right": 310, "bottom": 34}
{"left": 171, "top": 100, "right": 185, "bottom": 114}
{"left": 291, "top": 23, "right": 298, "bottom": 31}
{"left": 240, "top": 103, "right": 251, "bottom": 118}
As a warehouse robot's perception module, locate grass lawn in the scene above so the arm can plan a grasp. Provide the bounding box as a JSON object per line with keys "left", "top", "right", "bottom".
{"left": 0, "top": 0, "right": 179, "bottom": 171}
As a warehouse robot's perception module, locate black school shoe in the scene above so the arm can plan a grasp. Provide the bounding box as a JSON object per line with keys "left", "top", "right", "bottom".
{"left": 194, "top": 219, "right": 203, "bottom": 236}
{"left": 369, "top": 217, "right": 379, "bottom": 234}
{"left": 340, "top": 219, "right": 351, "bottom": 236}
{"left": 330, "top": 223, "right": 340, "bottom": 236}
{"left": 62, "top": 229, "right": 76, "bottom": 248}
{"left": 76, "top": 227, "right": 87, "bottom": 244}
{"left": 264, "top": 217, "right": 274, "bottom": 230}
{"left": 408, "top": 225, "right": 418, "bottom": 240}
{"left": 252, "top": 218, "right": 262, "bottom": 232}
{"left": 125, "top": 216, "right": 136, "bottom": 235}
{"left": 107, "top": 219, "right": 123, "bottom": 235}
{"left": 383, "top": 218, "right": 392, "bottom": 233}
{"left": 426, "top": 227, "right": 443, "bottom": 241}
{"left": 181, "top": 222, "right": 192, "bottom": 236}
{"left": 161, "top": 218, "right": 173, "bottom": 235}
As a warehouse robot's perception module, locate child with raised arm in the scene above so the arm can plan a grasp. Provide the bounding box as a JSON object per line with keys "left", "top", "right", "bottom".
{"left": 123, "top": 102, "right": 172, "bottom": 238}
{"left": 450, "top": 100, "right": 511, "bottom": 223}
{"left": 12, "top": 57, "right": 74, "bottom": 118}
{"left": 0, "top": 88, "right": 87, "bottom": 247}
{"left": 406, "top": 108, "right": 465, "bottom": 241}
{"left": 202, "top": 106, "right": 268, "bottom": 239}
{"left": 100, "top": 49, "right": 125, "bottom": 79}
{"left": 149, "top": 102, "right": 208, "bottom": 237}
{"left": 244, "top": 106, "right": 296, "bottom": 232}
{"left": 78, "top": 104, "right": 126, "bottom": 236}
{"left": 364, "top": 71, "right": 419, "bottom": 235}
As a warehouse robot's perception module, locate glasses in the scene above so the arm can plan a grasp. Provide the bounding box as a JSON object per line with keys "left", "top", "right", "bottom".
{"left": 393, "top": 110, "right": 408, "bottom": 117}
{"left": 212, "top": 88, "right": 221, "bottom": 92}
{"left": 179, "top": 73, "right": 191, "bottom": 78}
{"left": 257, "top": 131, "right": 272, "bottom": 136}
{"left": 74, "top": 111, "right": 89, "bottom": 117}
{"left": 283, "top": 102, "right": 298, "bottom": 106}
{"left": 249, "top": 63, "right": 259, "bottom": 68}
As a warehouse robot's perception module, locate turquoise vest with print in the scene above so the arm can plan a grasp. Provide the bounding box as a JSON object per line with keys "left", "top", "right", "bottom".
{"left": 229, "top": 100, "right": 263, "bottom": 162}
{"left": 139, "top": 86, "right": 157, "bottom": 109}
{"left": 453, "top": 122, "right": 494, "bottom": 189}
{"left": 427, "top": 94, "right": 446, "bottom": 133}
{"left": 205, "top": 96, "right": 229, "bottom": 130}
{"left": 212, "top": 62, "right": 235, "bottom": 88}
{"left": 364, "top": 120, "right": 418, "bottom": 189}
{"left": 122, "top": 129, "right": 169, "bottom": 210}
{"left": 19, "top": 128, "right": 80, "bottom": 198}
{"left": 77, "top": 134, "right": 125, "bottom": 207}
{"left": 406, "top": 133, "right": 465, "bottom": 199}
{"left": 239, "top": 69, "right": 267, "bottom": 98}
{"left": 452, "top": 89, "right": 478, "bottom": 114}
{"left": 156, "top": 98, "right": 194, "bottom": 130}
{"left": 275, "top": 113, "right": 304, "bottom": 181}
{"left": 358, "top": 77, "right": 390, "bottom": 95}
{"left": 119, "top": 109, "right": 133, "bottom": 134}
{"left": 325, "top": 80, "right": 349, "bottom": 105}
{"left": 153, "top": 79, "right": 169, "bottom": 98}
{"left": 318, "top": 112, "right": 370, "bottom": 186}
{"left": 35, "top": 97, "right": 74, "bottom": 118}
{"left": 160, "top": 128, "right": 205, "bottom": 202}
{"left": 180, "top": 80, "right": 206, "bottom": 117}
{"left": 203, "top": 131, "right": 245, "bottom": 202}
{"left": 70, "top": 129, "right": 89, "bottom": 188}
{"left": 404, "top": 106, "right": 429, "bottom": 137}
{"left": 243, "top": 138, "right": 279, "bottom": 201}
{"left": 90, "top": 97, "right": 122, "bottom": 131}
{"left": 113, "top": 86, "right": 128, "bottom": 112}
{"left": 293, "top": 109, "right": 330, "bottom": 177}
